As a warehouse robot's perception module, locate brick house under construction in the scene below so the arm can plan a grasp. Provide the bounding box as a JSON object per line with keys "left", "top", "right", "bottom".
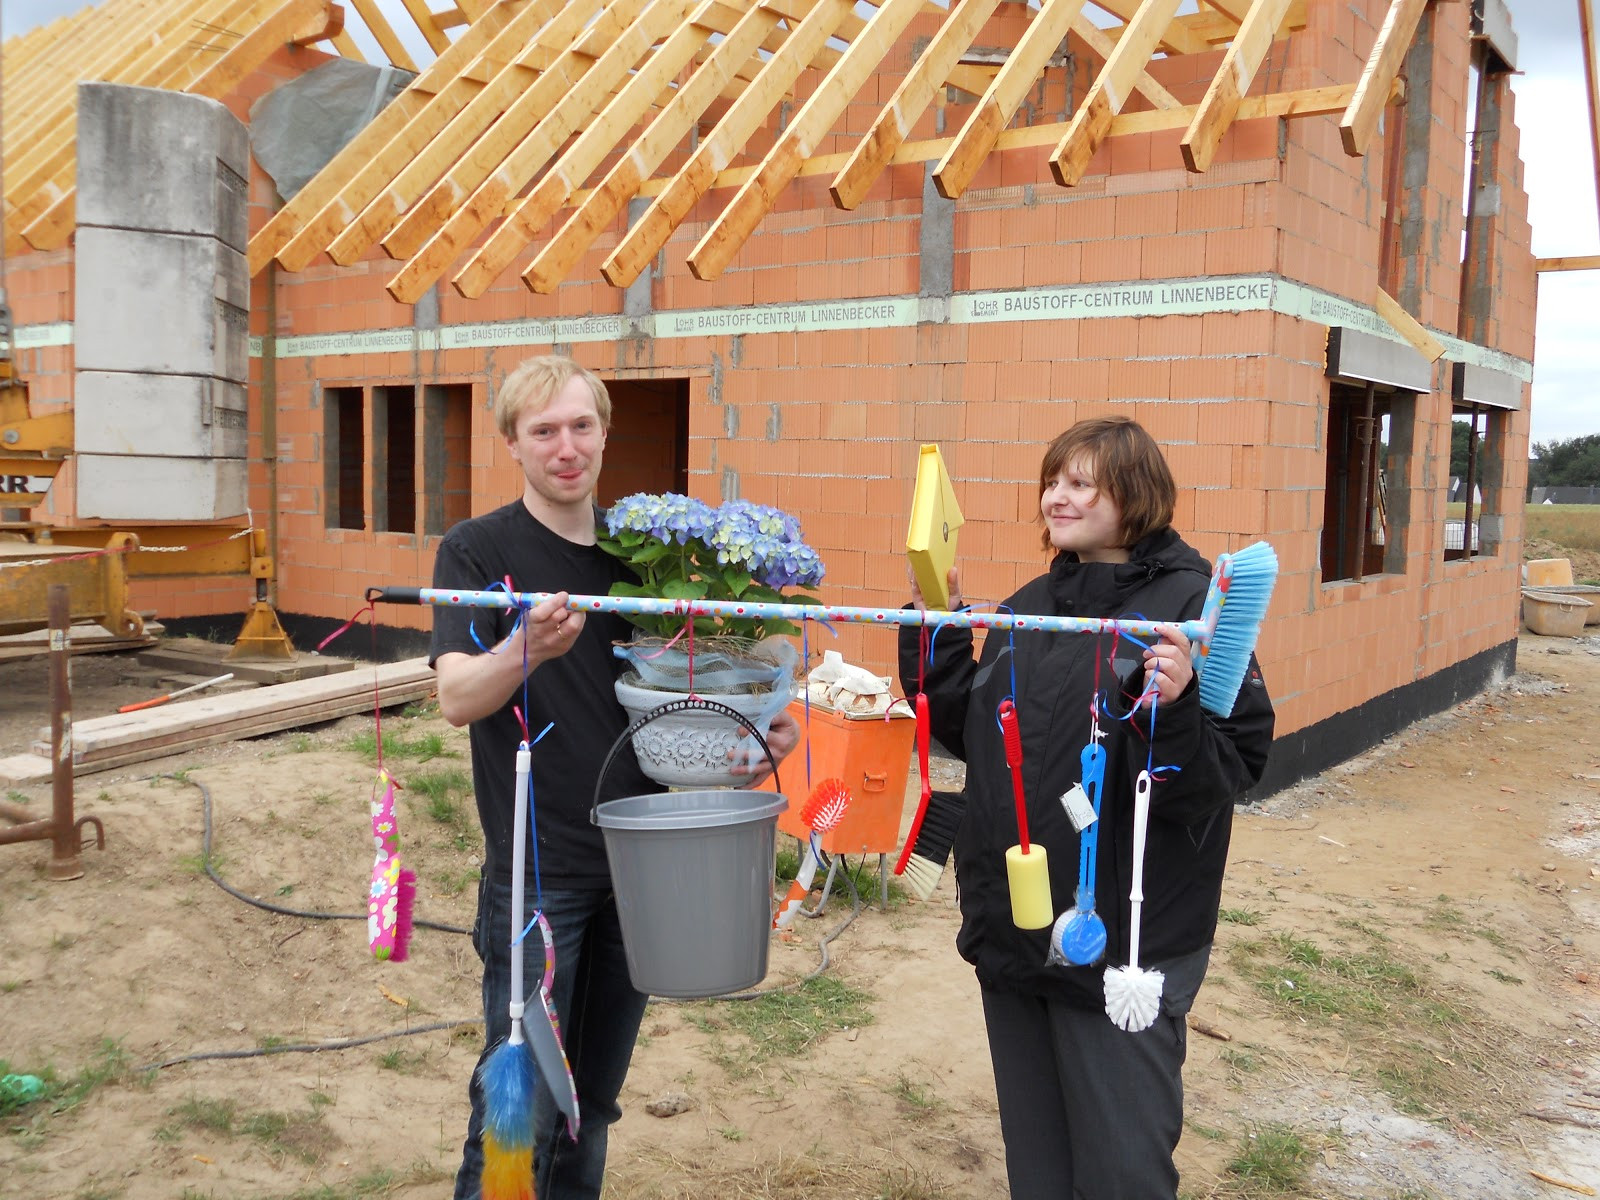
{"left": 2, "top": 0, "right": 1559, "bottom": 791}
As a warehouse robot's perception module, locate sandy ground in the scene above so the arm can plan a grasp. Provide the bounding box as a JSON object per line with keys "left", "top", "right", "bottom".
{"left": 3, "top": 630, "right": 1600, "bottom": 1200}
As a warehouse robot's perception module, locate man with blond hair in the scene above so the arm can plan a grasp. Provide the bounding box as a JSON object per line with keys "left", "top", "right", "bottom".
{"left": 430, "top": 355, "right": 793, "bottom": 1199}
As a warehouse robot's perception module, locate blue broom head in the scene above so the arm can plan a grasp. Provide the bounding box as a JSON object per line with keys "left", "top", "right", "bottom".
{"left": 1196, "top": 540, "right": 1277, "bottom": 718}
{"left": 480, "top": 1036, "right": 538, "bottom": 1150}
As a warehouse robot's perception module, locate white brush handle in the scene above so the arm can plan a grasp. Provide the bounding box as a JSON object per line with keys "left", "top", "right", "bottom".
{"left": 1126, "top": 770, "right": 1152, "bottom": 970}
{"left": 509, "top": 745, "right": 531, "bottom": 1012}
{"left": 774, "top": 836, "right": 822, "bottom": 930}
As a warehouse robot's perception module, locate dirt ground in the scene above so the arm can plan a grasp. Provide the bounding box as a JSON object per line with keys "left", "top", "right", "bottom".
{"left": 3, "top": 625, "right": 1600, "bottom": 1200}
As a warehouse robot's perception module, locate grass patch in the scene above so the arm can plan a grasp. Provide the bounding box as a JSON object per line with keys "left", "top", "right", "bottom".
{"left": 345, "top": 729, "right": 453, "bottom": 763}
{"left": 1218, "top": 907, "right": 1262, "bottom": 926}
{"left": 1226, "top": 1123, "right": 1315, "bottom": 1193}
{"left": 408, "top": 768, "right": 473, "bottom": 826}
{"left": 685, "top": 976, "right": 874, "bottom": 1077}
{"left": 1227, "top": 928, "right": 1518, "bottom": 1124}
{"left": 160, "top": 1094, "right": 338, "bottom": 1165}
{"left": 1525, "top": 504, "right": 1600, "bottom": 552}
{"left": 774, "top": 845, "right": 906, "bottom": 909}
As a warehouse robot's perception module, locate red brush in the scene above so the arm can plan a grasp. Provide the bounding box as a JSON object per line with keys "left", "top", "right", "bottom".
{"left": 774, "top": 778, "right": 852, "bottom": 929}
{"left": 894, "top": 692, "right": 935, "bottom": 876}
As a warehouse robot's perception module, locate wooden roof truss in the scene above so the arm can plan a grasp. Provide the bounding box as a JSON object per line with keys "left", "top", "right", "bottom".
{"left": 1, "top": 0, "right": 476, "bottom": 256}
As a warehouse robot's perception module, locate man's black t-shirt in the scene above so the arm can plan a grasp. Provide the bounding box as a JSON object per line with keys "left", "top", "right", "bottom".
{"left": 429, "top": 500, "right": 654, "bottom": 888}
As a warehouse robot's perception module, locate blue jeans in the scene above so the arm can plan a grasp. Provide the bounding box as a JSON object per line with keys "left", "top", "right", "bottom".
{"left": 454, "top": 881, "right": 649, "bottom": 1200}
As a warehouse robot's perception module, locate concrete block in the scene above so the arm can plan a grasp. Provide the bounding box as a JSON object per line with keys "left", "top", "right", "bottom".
{"left": 75, "top": 454, "right": 247, "bottom": 522}
{"left": 75, "top": 227, "right": 249, "bottom": 382}
{"left": 76, "top": 83, "right": 249, "bottom": 250}
{"left": 75, "top": 372, "right": 248, "bottom": 458}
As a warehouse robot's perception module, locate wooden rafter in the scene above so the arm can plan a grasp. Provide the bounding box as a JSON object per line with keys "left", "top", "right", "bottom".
{"left": 1581, "top": 0, "right": 1600, "bottom": 240}
{"left": 1092, "top": 0, "right": 1207, "bottom": 54}
{"left": 2, "top": 0, "right": 473, "bottom": 253}
{"left": 1069, "top": 15, "right": 1180, "bottom": 111}
{"left": 452, "top": 0, "right": 726, "bottom": 297}
{"left": 831, "top": 0, "right": 1003, "bottom": 210}
{"left": 600, "top": 0, "right": 854, "bottom": 289}
{"left": 1181, "top": 0, "right": 1294, "bottom": 172}
{"left": 522, "top": 0, "right": 782, "bottom": 293}
{"left": 1535, "top": 254, "right": 1600, "bottom": 272}
{"left": 934, "top": 0, "right": 1088, "bottom": 201}
{"left": 1050, "top": 0, "right": 1180, "bottom": 187}
{"left": 686, "top": 0, "right": 925, "bottom": 280}
{"left": 256, "top": 0, "right": 535, "bottom": 273}
{"left": 386, "top": 0, "right": 701, "bottom": 301}
{"left": 1340, "top": 0, "right": 1427, "bottom": 156}
{"left": 320, "top": 0, "right": 609, "bottom": 266}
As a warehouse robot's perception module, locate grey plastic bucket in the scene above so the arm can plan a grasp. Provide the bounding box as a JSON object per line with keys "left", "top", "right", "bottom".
{"left": 595, "top": 788, "right": 788, "bottom": 998}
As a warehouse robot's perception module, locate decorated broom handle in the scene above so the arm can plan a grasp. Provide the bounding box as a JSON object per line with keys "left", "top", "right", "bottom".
{"left": 367, "top": 573, "right": 1230, "bottom": 644}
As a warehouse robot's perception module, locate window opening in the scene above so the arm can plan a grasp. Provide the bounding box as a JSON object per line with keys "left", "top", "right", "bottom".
{"left": 374, "top": 385, "right": 417, "bottom": 534}
{"left": 1445, "top": 404, "right": 1502, "bottom": 561}
{"left": 324, "top": 385, "right": 365, "bottom": 531}
{"left": 1322, "top": 382, "right": 1413, "bottom": 584}
{"left": 423, "top": 383, "right": 473, "bottom": 536}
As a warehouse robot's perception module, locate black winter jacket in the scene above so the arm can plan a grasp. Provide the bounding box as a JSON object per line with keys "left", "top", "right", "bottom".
{"left": 898, "top": 527, "right": 1275, "bottom": 1009}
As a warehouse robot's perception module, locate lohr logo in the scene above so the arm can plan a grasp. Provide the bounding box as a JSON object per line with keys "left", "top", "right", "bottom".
{"left": 0, "top": 475, "right": 50, "bottom": 495}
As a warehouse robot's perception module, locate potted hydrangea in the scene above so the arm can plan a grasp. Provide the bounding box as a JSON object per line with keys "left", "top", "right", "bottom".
{"left": 598, "top": 493, "right": 826, "bottom": 788}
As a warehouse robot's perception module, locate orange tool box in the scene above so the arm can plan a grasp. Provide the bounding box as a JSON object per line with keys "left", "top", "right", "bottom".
{"left": 760, "top": 699, "right": 916, "bottom": 856}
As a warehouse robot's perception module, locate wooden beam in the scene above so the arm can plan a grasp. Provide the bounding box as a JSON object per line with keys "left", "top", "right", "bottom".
{"left": 831, "top": 0, "right": 1002, "bottom": 210}
{"left": 1050, "top": 0, "right": 1179, "bottom": 187}
{"left": 386, "top": 0, "right": 697, "bottom": 302}
{"left": 1374, "top": 287, "right": 1444, "bottom": 361}
{"left": 1581, "top": 0, "right": 1600, "bottom": 241}
{"left": 523, "top": 0, "right": 779, "bottom": 293}
{"left": 1090, "top": 0, "right": 1207, "bottom": 53}
{"left": 1199, "top": 0, "right": 1251, "bottom": 21}
{"left": 1181, "top": 0, "right": 1294, "bottom": 173}
{"left": 250, "top": 0, "right": 531, "bottom": 274}
{"left": 1340, "top": 0, "right": 1426, "bottom": 156}
{"left": 397, "top": 0, "right": 453, "bottom": 54}
{"left": 601, "top": 0, "right": 853, "bottom": 288}
{"left": 452, "top": 0, "right": 721, "bottom": 297}
{"left": 347, "top": 0, "right": 420, "bottom": 71}
{"left": 1535, "top": 254, "right": 1600, "bottom": 272}
{"left": 687, "top": 0, "right": 924, "bottom": 280}
{"left": 289, "top": 0, "right": 346, "bottom": 45}
{"left": 329, "top": 27, "right": 368, "bottom": 58}
{"left": 933, "top": 0, "right": 1086, "bottom": 200}
{"left": 1069, "top": 14, "right": 1180, "bottom": 110}
{"left": 320, "top": 0, "right": 611, "bottom": 266}
{"left": 22, "top": 0, "right": 344, "bottom": 251}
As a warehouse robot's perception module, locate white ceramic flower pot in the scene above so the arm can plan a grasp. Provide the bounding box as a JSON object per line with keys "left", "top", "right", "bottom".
{"left": 613, "top": 673, "right": 781, "bottom": 789}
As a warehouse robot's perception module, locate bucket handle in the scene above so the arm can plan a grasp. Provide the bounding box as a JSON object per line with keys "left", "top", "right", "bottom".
{"left": 591, "top": 697, "right": 784, "bottom": 825}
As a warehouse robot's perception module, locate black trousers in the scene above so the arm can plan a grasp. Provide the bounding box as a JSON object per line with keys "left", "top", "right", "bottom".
{"left": 980, "top": 944, "right": 1211, "bottom": 1200}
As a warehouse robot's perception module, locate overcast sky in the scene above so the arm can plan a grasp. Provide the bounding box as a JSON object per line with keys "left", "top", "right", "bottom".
{"left": 2, "top": 0, "right": 1595, "bottom": 443}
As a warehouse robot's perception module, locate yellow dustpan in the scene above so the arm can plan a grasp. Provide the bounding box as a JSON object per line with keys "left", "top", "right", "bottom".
{"left": 906, "top": 444, "right": 963, "bottom": 611}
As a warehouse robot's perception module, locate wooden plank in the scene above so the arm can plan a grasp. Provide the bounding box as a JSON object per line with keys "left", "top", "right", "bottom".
{"left": 830, "top": 0, "right": 1001, "bottom": 210}
{"left": 1090, "top": 0, "right": 1207, "bottom": 53}
{"left": 932, "top": 0, "right": 1087, "bottom": 200}
{"left": 42, "top": 660, "right": 434, "bottom": 757}
{"left": 1180, "top": 0, "right": 1294, "bottom": 173}
{"left": 1069, "top": 14, "right": 1180, "bottom": 110}
{"left": 330, "top": 27, "right": 368, "bottom": 59}
{"left": 1374, "top": 287, "right": 1444, "bottom": 362}
{"left": 1581, "top": 0, "right": 1600, "bottom": 241}
{"left": 522, "top": 0, "right": 780, "bottom": 292}
{"left": 1200, "top": 0, "right": 1251, "bottom": 21}
{"left": 1339, "top": 0, "right": 1426, "bottom": 156}
{"left": 600, "top": 0, "right": 853, "bottom": 288}
{"left": 259, "top": 0, "right": 543, "bottom": 274}
{"left": 1050, "top": 0, "right": 1179, "bottom": 188}
{"left": 384, "top": 0, "right": 694, "bottom": 300}
{"left": 453, "top": 0, "right": 722, "bottom": 297}
{"left": 1535, "top": 254, "right": 1600, "bottom": 272}
{"left": 687, "top": 0, "right": 925, "bottom": 280}
{"left": 397, "top": 0, "right": 453, "bottom": 54}
{"left": 348, "top": 0, "right": 421, "bottom": 71}
{"left": 326, "top": 0, "right": 619, "bottom": 266}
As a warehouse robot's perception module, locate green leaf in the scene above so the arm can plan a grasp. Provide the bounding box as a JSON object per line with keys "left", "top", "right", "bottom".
{"left": 629, "top": 542, "right": 673, "bottom": 564}
{"left": 662, "top": 579, "right": 709, "bottom": 601}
